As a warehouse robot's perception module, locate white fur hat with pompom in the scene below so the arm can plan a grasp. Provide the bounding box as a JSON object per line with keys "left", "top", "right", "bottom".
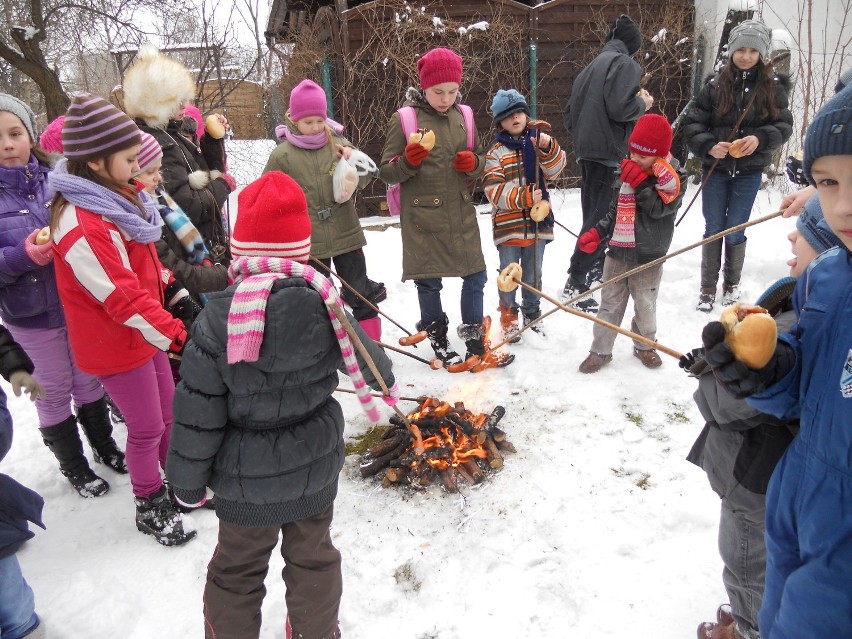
{"left": 122, "top": 43, "right": 195, "bottom": 128}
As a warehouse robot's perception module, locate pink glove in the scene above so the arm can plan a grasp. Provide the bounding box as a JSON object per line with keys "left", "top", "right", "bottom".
{"left": 220, "top": 173, "right": 237, "bottom": 191}
{"left": 381, "top": 381, "right": 401, "bottom": 407}
{"left": 24, "top": 229, "right": 53, "bottom": 266}
{"left": 577, "top": 228, "right": 601, "bottom": 253}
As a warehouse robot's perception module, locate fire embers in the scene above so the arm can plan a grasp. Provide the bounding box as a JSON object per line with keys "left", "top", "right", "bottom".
{"left": 359, "top": 397, "right": 515, "bottom": 492}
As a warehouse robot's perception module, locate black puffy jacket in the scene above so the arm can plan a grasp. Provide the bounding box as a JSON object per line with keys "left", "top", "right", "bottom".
{"left": 166, "top": 277, "right": 394, "bottom": 527}
{"left": 682, "top": 67, "right": 793, "bottom": 175}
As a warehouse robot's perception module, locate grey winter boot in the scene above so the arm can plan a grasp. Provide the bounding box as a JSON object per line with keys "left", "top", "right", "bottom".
{"left": 697, "top": 239, "right": 723, "bottom": 312}
{"left": 76, "top": 397, "right": 127, "bottom": 474}
{"left": 135, "top": 484, "right": 197, "bottom": 546}
{"left": 417, "top": 313, "right": 462, "bottom": 367}
{"left": 721, "top": 239, "right": 747, "bottom": 306}
{"left": 41, "top": 416, "right": 110, "bottom": 498}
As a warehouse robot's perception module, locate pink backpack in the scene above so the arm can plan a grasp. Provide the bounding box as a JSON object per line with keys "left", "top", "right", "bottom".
{"left": 387, "top": 104, "right": 476, "bottom": 216}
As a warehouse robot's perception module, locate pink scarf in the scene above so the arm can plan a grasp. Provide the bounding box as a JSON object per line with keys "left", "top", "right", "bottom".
{"left": 275, "top": 117, "right": 345, "bottom": 150}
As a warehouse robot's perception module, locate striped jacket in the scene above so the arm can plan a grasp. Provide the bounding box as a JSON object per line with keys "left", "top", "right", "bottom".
{"left": 52, "top": 203, "right": 185, "bottom": 376}
{"left": 483, "top": 136, "right": 566, "bottom": 245}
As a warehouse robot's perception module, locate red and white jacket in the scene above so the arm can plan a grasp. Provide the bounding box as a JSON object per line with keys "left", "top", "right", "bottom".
{"left": 52, "top": 203, "right": 185, "bottom": 376}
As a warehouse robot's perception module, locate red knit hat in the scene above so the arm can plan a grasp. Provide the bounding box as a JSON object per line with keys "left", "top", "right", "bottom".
{"left": 417, "top": 48, "right": 463, "bottom": 90}
{"left": 39, "top": 116, "right": 64, "bottom": 154}
{"left": 289, "top": 79, "right": 328, "bottom": 123}
{"left": 628, "top": 113, "right": 673, "bottom": 157}
{"left": 232, "top": 171, "right": 312, "bottom": 261}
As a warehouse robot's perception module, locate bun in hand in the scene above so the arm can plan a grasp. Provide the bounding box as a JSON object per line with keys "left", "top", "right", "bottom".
{"left": 719, "top": 303, "right": 778, "bottom": 369}
{"left": 205, "top": 114, "right": 226, "bottom": 139}
{"left": 728, "top": 139, "right": 747, "bottom": 158}
{"left": 35, "top": 227, "right": 51, "bottom": 245}
{"left": 408, "top": 128, "right": 435, "bottom": 151}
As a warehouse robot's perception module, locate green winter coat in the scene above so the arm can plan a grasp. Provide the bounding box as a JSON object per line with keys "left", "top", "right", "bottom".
{"left": 262, "top": 133, "right": 370, "bottom": 260}
{"left": 379, "top": 94, "right": 486, "bottom": 281}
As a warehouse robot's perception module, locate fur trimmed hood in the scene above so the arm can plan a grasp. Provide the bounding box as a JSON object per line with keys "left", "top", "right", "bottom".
{"left": 123, "top": 44, "right": 195, "bottom": 128}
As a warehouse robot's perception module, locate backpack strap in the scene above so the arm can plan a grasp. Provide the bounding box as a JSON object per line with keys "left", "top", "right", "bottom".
{"left": 457, "top": 104, "right": 475, "bottom": 150}
{"left": 397, "top": 106, "right": 418, "bottom": 143}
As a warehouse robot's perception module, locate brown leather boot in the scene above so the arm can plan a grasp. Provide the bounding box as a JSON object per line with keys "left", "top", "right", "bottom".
{"left": 578, "top": 352, "right": 612, "bottom": 374}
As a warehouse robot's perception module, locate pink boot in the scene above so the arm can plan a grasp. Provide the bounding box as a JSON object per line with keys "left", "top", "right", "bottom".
{"left": 359, "top": 316, "right": 382, "bottom": 341}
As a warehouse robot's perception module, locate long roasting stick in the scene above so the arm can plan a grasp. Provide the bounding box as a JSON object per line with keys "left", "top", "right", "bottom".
{"left": 335, "top": 387, "right": 421, "bottom": 402}
{"left": 489, "top": 208, "right": 786, "bottom": 352}
{"left": 500, "top": 265, "right": 683, "bottom": 359}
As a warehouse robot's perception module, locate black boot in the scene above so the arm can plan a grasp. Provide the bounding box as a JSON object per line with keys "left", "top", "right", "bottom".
{"left": 697, "top": 239, "right": 723, "bottom": 312}
{"left": 76, "top": 397, "right": 127, "bottom": 474}
{"left": 458, "top": 317, "right": 514, "bottom": 371}
{"left": 416, "top": 313, "right": 462, "bottom": 367}
{"left": 41, "top": 416, "right": 110, "bottom": 498}
{"left": 721, "top": 239, "right": 747, "bottom": 306}
{"left": 104, "top": 392, "right": 125, "bottom": 425}
{"left": 135, "top": 484, "right": 197, "bottom": 546}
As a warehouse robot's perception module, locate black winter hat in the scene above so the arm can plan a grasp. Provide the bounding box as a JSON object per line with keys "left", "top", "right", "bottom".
{"left": 607, "top": 14, "right": 641, "bottom": 56}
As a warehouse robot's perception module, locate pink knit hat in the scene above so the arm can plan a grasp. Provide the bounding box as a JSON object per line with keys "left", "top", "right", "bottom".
{"left": 289, "top": 79, "right": 328, "bottom": 123}
{"left": 134, "top": 132, "right": 163, "bottom": 175}
{"left": 417, "top": 48, "right": 463, "bottom": 89}
{"left": 39, "top": 116, "right": 65, "bottom": 154}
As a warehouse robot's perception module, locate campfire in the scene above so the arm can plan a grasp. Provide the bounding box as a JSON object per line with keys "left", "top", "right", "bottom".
{"left": 360, "top": 397, "right": 515, "bottom": 492}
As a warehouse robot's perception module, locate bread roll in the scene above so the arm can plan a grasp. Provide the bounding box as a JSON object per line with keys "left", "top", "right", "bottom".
{"left": 530, "top": 200, "right": 550, "bottom": 222}
{"left": 408, "top": 128, "right": 435, "bottom": 151}
{"left": 497, "top": 263, "right": 522, "bottom": 292}
{"left": 205, "top": 114, "right": 226, "bottom": 139}
{"left": 720, "top": 303, "right": 778, "bottom": 369}
{"left": 728, "top": 139, "right": 747, "bottom": 158}
{"left": 35, "top": 227, "right": 51, "bottom": 245}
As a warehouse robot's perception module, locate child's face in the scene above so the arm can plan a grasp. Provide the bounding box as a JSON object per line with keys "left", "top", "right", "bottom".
{"left": 500, "top": 111, "right": 528, "bottom": 136}
{"left": 424, "top": 82, "right": 460, "bottom": 113}
{"left": 786, "top": 229, "right": 822, "bottom": 277}
{"left": 0, "top": 111, "right": 33, "bottom": 167}
{"left": 810, "top": 155, "right": 852, "bottom": 252}
{"left": 135, "top": 159, "right": 162, "bottom": 194}
{"left": 732, "top": 48, "right": 761, "bottom": 71}
{"left": 629, "top": 152, "right": 656, "bottom": 172}
{"left": 87, "top": 144, "right": 141, "bottom": 186}
{"left": 295, "top": 116, "right": 325, "bottom": 136}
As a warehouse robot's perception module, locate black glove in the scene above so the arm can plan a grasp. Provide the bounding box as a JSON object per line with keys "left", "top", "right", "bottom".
{"left": 702, "top": 321, "right": 795, "bottom": 398}
{"left": 165, "top": 280, "right": 195, "bottom": 325}
{"left": 679, "top": 347, "right": 707, "bottom": 376}
{"left": 785, "top": 155, "right": 809, "bottom": 186}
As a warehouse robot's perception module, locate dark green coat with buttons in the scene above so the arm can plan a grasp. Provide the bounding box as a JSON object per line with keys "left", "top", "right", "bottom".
{"left": 262, "top": 131, "right": 370, "bottom": 260}
{"left": 379, "top": 93, "right": 486, "bottom": 280}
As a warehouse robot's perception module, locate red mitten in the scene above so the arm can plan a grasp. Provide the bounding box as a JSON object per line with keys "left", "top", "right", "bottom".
{"left": 24, "top": 229, "right": 53, "bottom": 266}
{"left": 577, "top": 228, "right": 601, "bottom": 254}
{"left": 620, "top": 158, "right": 649, "bottom": 189}
{"left": 168, "top": 329, "right": 188, "bottom": 358}
{"left": 453, "top": 151, "right": 477, "bottom": 173}
{"left": 220, "top": 173, "right": 237, "bottom": 191}
{"left": 404, "top": 142, "right": 429, "bottom": 167}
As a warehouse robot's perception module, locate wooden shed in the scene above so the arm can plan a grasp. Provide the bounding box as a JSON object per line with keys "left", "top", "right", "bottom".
{"left": 266, "top": 0, "right": 696, "bottom": 214}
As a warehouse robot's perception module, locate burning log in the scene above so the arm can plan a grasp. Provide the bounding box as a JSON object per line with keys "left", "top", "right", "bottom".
{"left": 358, "top": 396, "right": 515, "bottom": 490}
{"left": 496, "top": 440, "right": 517, "bottom": 454}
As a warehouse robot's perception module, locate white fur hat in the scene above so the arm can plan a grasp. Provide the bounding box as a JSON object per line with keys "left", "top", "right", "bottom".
{"left": 122, "top": 43, "right": 195, "bottom": 128}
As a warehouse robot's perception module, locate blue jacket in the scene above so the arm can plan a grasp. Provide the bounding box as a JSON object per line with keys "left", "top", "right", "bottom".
{"left": 0, "top": 326, "right": 45, "bottom": 559}
{"left": 0, "top": 156, "right": 64, "bottom": 328}
{"left": 748, "top": 246, "right": 852, "bottom": 639}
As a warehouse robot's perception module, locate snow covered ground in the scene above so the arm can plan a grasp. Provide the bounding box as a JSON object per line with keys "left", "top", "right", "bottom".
{"left": 2, "top": 147, "right": 796, "bottom": 638}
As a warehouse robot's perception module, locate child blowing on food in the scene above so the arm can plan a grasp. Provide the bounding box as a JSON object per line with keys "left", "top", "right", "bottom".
{"left": 483, "top": 89, "right": 567, "bottom": 342}
{"left": 576, "top": 113, "right": 685, "bottom": 374}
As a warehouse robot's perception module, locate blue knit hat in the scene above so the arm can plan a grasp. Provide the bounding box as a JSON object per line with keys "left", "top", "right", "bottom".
{"left": 491, "top": 89, "right": 530, "bottom": 124}
{"left": 796, "top": 194, "right": 841, "bottom": 253}
{"left": 804, "top": 84, "right": 852, "bottom": 184}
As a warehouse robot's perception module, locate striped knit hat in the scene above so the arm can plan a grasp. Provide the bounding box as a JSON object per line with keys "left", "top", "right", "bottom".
{"left": 62, "top": 93, "right": 141, "bottom": 161}
{"left": 232, "top": 171, "right": 311, "bottom": 261}
{"left": 133, "top": 131, "right": 163, "bottom": 175}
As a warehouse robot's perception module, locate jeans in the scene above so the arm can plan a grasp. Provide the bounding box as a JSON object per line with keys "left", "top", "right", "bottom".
{"left": 203, "top": 504, "right": 341, "bottom": 639}
{"left": 497, "top": 242, "right": 545, "bottom": 316}
{"left": 701, "top": 170, "right": 762, "bottom": 244}
{"left": 99, "top": 351, "right": 174, "bottom": 499}
{"left": 5, "top": 324, "right": 103, "bottom": 428}
{"left": 568, "top": 160, "right": 616, "bottom": 286}
{"left": 415, "top": 270, "right": 487, "bottom": 326}
{"left": 0, "top": 554, "right": 40, "bottom": 639}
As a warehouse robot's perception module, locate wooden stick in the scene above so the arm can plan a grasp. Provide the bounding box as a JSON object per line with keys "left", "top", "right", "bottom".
{"left": 310, "top": 257, "right": 424, "bottom": 344}
{"left": 507, "top": 272, "right": 683, "bottom": 359}
{"left": 376, "top": 341, "right": 442, "bottom": 370}
{"left": 335, "top": 387, "right": 421, "bottom": 402}
{"left": 328, "top": 302, "right": 425, "bottom": 454}
{"left": 489, "top": 208, "right": 786, "bottom": 351}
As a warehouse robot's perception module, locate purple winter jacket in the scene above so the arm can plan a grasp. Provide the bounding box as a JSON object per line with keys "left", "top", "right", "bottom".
{"left": 0, "top": 156, "right": 64, "bottom": 328}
